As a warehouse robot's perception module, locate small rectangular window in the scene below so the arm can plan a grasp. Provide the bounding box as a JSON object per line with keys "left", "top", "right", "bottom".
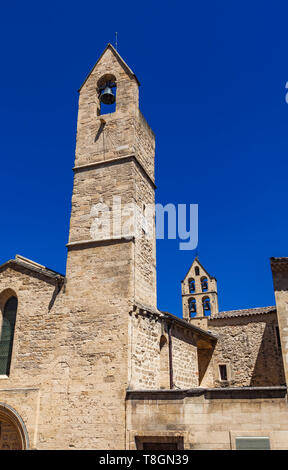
{"left": 235, "top": 437, "right": 270, "bottom": 450}
{"left": 219, "top": 364, "right": 228, "bottom": 381}
{"left": 219, "top": 364, "right": 228, "bottom": 380}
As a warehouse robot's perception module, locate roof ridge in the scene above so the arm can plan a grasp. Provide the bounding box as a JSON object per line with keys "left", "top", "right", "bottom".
{"left": 0, "top": 258, "right": 65, "bottom": 280}
{"left": 210, "top": 305, "right": 276, "bottom": 320}
{"left": 219, "top": 305, "right": 276, "bottom": 314}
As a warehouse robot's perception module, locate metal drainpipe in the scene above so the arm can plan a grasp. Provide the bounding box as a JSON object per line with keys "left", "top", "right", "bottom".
{"left": 168, "top": 322, "right": 173, "bottom": 389}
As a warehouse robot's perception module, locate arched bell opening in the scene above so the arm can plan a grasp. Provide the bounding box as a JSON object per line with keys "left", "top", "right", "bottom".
{"left": 0, "top": 403, "right": 29, "bottom": 450}
{"left": 189, "top": 298, "right": 197, "bottom": 318}
{"left": 188, "top": 278, "right": 195, "bottom": 293}
{"left": 202, "top": 296, "right": 211, "bottom": 316}
{"left": 201, "top": 276, "right": 208, "bottom": 292}
{"left": 97, "top": 74, "right": 117, "bottom": 115}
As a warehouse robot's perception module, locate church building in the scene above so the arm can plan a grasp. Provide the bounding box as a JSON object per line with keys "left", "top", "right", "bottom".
{"left": 0, "top": 44, "right": 288, "bottom": 450}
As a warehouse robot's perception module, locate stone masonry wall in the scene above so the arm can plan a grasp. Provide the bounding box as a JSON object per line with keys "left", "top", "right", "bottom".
{"left": 127, "top": 393, "right": 288, "bottom": 450}
{"left": 130, "top": 312, "right": 199, "bottom": 390}
{"left": 133, "top": 162, "right": 157, "bottom": 308}
{"left": 172, "top": 327, "right": 198, "bottom": 389}
{"left": 208, "top": 313, "right": 285, "bottom": 387}
{"left": 0, "top": 265, "right": 67, "bottom": 449}
{"left": 68, "top": 160, "right": 135, "bottom": 244}
{"left": 0, "top": 253, "right": 134, "bottom": 449}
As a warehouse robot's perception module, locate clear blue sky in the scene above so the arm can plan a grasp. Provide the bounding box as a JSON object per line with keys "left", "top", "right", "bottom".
{"left": 1, "top": 0, "right": 288, "bottom": 316}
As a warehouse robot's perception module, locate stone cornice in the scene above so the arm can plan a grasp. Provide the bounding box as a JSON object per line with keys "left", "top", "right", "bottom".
{"left": 72, "top": 154, "right": 156, "bottom": 189}
{"left": 182, "top": 291, "right": 218, "bottom": 297}
{"left": 126, "top": 386, "right": 287, "bottom": 401}
{"left": 66, "top": 236, "right": 135, "bottom": 250}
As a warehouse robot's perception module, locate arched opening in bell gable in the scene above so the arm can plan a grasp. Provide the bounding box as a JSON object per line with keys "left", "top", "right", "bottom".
{"left": 97, "top": 74, "right": 117, "bottom": 115}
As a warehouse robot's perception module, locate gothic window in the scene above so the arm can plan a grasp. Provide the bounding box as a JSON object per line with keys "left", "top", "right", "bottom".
{"left": 189, "top": 298, "right": 197, "bottom": 317}
{"left": 195, "top": 266, "right": 200, "bottom": 276}
{"left": 188, "top": 278, "right": 195, "bottom": 293}
{"left": 202, "top": 296, "right": 211, "bottom": 316}
{"left": 201, "top": 276, "right": 208, "bottom": 292}
{"left": 0, "top": 297, "right": 18, "bottom": 375}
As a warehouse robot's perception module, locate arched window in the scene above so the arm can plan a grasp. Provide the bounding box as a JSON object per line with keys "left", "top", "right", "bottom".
{"left": 0, "top": 297, "right": 18, "bottom": 375}
{"left": 188, "top": 278, "right": 195, "bottom": 293}
{"left": 202, "top": 296, "right": 211, "bottom": 316}
{"left": 189, "top": 298, "right": 197, "bottom": 317}
{"left": 195, "top": 266, "right": 200, "bottom": 276}
{"left": 201, "top": 276, "right": 208, "bottom": 292}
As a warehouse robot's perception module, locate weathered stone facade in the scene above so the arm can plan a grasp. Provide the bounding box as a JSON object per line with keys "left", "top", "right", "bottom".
{"left": 0, "top": 44, "right": 288, "bottom": 450}
{"left": 208, "top": 311, "right": 285, "bottom": 388}
{"left": 126, "top": 388, "right": 288, "bottom": 450}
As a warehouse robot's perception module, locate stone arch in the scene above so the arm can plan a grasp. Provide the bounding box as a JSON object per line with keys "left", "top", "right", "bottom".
{"left": 0, "top": 288, "right": 17, "bottom": 312}
{"left": 97, "top": 73, "right": 117, "bottom": 90}
{"left": 97, "top": 73, "right": 117, "bottom": 115}
{"left": 188, "top": 278, "right": 195, "bottom": 293}
{"left": 202, "top": 296, "right": 211, "bottom": 316}
{"left": 0, "top": 403, "right": 29, "bottom": 450}
{"left": 188, "top": 297, "right": 197, "bottom": 317}
{"left": 200, "top": 276, "right": 208, "bottom": 292}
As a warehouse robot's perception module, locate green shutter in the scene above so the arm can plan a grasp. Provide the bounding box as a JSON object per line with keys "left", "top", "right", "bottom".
{"left": 0, "top": 297, "right": 17, "bottom": 375}
{"left": 235, "top": 437, "right": 270, "bottom": 450}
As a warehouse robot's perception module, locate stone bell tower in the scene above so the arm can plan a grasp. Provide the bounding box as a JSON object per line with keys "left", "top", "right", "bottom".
{"left": 66, "top": 43, "right": 157, "bottom": 307}
{"left": 181, "top": 258, "right": 218, "bottom": 329}
{"left": 63, "top": 44, "right": 156, "bottom": 449}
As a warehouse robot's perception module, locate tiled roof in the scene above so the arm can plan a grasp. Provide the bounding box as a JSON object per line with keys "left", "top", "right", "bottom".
{"left": 210, "top": 306, "right": 276, "bottom": 320}
{"left": 0, "top": 256, "right": 65, "bottom": 282}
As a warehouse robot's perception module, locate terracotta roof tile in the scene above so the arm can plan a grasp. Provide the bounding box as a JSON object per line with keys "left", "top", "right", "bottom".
{"left": 210, "top": 306, "right": 276, "bottom": 320}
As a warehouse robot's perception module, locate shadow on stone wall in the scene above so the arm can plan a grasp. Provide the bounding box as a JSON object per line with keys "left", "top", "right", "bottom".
{"left": 198, "top": 345, "right": 215, "bottom": 386}
{"left": 250, "top": 322, "right": 286, "bottom": 386}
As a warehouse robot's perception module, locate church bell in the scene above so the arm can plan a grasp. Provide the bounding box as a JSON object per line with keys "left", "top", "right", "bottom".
{"left": 100, "top": 86, "right": 116, "bottom": 105}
